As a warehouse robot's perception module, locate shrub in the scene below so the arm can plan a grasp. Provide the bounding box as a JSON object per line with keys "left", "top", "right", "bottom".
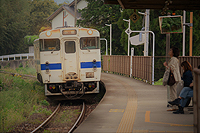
{"left": 40, "top": 100, "right": 50, "bottom": 106}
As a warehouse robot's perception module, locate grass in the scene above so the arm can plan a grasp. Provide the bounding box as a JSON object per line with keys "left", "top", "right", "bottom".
{"left": 52, "top": 109, "right": 80, "bottom": 125}
{"left": 0, "top": 67, "right": 36, "bottom": 76}
{"left": 154, "top": 78, "right": 163, "bottom": 85}
{"left": 0, "top": 67, "right": 48, "bottom": 132}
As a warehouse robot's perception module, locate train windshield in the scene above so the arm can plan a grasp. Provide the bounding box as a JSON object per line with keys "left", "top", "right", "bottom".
{"left": 80, "top": 37, "right": 100, "bottom": 50}
{"left": 39, "top": 39, "right": 60, "bottom": 51}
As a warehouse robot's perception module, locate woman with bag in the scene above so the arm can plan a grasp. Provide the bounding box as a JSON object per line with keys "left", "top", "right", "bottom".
{"left": 163, "top": 47, "right": 181, "bottom": 111}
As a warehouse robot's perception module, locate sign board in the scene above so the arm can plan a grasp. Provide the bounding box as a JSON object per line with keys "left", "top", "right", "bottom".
{"left": 125, "top": 28, "right": 130, "bottom": 35}
{"left": 130, "top": 12, "right": 140, "bottom": 23}
{"left": 129, "top": 34, "right": 145, "bottom": 45}
{"left": 159, "top": 15, "right": 183, "bottom": 34}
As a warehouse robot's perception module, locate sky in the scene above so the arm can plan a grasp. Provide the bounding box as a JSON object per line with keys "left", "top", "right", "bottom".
{"left": 54, "top": 0, "right": 74, "bottom": 5}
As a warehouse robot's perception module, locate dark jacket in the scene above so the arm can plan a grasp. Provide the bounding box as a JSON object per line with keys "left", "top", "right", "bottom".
{"left": 181, "top": 70, "right": 193, "bottom": 89}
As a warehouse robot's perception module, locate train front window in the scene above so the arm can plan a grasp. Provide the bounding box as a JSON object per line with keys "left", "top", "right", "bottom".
{"left": 80, "top": 37, "right": 100, "bottom": 50}
{"left": 65, "top": 41, "right": 76, "bottom": 53}
{"left": 39, "top": 39, "right": 60, "bottom": 51}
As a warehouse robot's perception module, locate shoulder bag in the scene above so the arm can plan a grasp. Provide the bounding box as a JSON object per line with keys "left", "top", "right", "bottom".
{"left": 167, "top": 70, "right": 176, "bottom": 86}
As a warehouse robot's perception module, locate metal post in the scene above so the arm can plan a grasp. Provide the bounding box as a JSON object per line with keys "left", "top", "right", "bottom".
{"left": 182, "top": 10, "right": 186, "bottom": 56}
{"left": 110, "top": 24, "right": 112, "bottom": 55}
{"left": 144, "top": 9, "right": 150, "bottom": 56}
{"left": 166, "top": 33, "right": 170, "bottom": 62}
{"left": 128, "top": 19, "right": 130, "bottom": 56}
{"left": 130, "top": 48, "right": 134, "bottom": 77}
{"left": 189, "top": 12, "right": 193, "bottom": 56}
{"left": 128, "top": 30, "right": 155, "bottom": 85}
{"left": 100, "top": 38, "right": 108, "bottom": 55}
{"left": 123, "top": 19, "right": 131, "bottom": 56}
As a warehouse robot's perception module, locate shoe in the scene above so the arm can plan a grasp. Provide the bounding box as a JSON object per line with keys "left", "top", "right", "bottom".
{"left": 167, "top": 108, "right": 178, "bottom": 111}
{"left": 173, "top": 106, "right": 184, "bottom": 114}
{"left": 168, "top": 98, "right": 180, "bottom": 106}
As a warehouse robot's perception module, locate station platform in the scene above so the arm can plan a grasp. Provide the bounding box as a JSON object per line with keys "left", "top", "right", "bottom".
{"left": 75, "top": 73, "right": 194, "bottom": 133}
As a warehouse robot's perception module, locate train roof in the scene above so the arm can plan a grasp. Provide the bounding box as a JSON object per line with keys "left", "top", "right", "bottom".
{"left": 39, "top": 27, "right": 100, "bottom": 39}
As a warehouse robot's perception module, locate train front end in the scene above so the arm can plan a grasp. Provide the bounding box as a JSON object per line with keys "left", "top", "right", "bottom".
{"left": 34, "top": 27, "right": 101, "bottom": 100}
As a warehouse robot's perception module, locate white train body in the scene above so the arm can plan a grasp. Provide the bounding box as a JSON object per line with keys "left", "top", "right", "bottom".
{"left": 34, "top": 27, "right": 101, "bottom": 99}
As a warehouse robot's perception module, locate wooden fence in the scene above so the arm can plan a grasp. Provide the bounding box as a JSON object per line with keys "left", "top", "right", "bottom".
{"left": 102, "top": 55, "right": 200, "bottom": 84}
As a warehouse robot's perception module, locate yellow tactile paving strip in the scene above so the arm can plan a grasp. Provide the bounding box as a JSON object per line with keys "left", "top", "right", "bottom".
{"left": 116, "top": 80, "right": 138, "bottom": 133}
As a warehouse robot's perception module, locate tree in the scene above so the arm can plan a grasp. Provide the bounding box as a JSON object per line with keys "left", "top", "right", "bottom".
{"left": 117, "top": 9, "right": 146, "bottom": 55}
{"left": 0, "top": 0, "right": 31, "bottom": 55}
{"left": 28, "top": 0, "right": 59, "bottom": 35}
{"left": 77, "top": 0, "right": 125, "bottom": 55}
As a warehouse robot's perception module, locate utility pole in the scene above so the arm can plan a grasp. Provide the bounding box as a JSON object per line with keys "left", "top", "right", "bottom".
{"left": 74, "top": 0, "right": 77, "bottom": 27}
{"left": 138, "top": 9, "right": 150, "bottom": 56}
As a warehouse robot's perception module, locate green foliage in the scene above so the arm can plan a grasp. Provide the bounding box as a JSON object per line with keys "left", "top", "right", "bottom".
{"left": 15, "top": 67, "right": 36, "bottom": 76}
{"left": 28, "top": 0, "right": 59, "bottom": 35}
{"left": 19, "top": 63, "right": 23, "bottom": 68}
{"left": 0, "top": 73, "right": 45, "bottom": 132}
{"left": 24, "top": 35, "right": 39, "bottom": 46}
{"left": 154, "top": 78, "right": 163, "bottom": 85}
{"left": 40, "top": 100, "right": 50, "bottom": 106}
{"left": 77, "top": 0, "right": 124, "bottom": 55}
{"left": 0, "top": 0, "right": 58, "bottom": 56}
{"left": 0, "top": 0, "right": 30, "bottom": 56}
{"left": 1, "top": 0, "right": 200, "bottom": 57}
{"left": 30, "top": 105, "right": 52, "bottom": 116}
{"left": 117, "top": 9, "right": 145, "bottom": 55}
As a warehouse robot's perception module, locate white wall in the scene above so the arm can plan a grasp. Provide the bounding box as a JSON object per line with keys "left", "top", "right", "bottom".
{"left": 52, "top": 10, "right": 75, "bottom": 28}
{"left": 64, "top": 11, "right": 75, "bottom": 27}
{"left": 52, "top": 12, "right": 63, "bottom": 29}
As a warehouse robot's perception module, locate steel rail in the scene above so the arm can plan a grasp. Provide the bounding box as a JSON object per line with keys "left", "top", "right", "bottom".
{"left": 31, "top": 103, "right": 61, "bottom": 133}
{"left": 68, "top": 101, "right": 85, "bottom": 133}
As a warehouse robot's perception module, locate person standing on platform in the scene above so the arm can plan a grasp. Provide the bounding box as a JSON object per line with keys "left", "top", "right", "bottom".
{"left": 163, "top": 47, "right": 181, "bottom": 111}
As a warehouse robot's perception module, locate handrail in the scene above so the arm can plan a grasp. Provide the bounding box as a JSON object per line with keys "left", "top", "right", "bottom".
{"left": 0, "top": 53, "right": 34, "bottom": 61}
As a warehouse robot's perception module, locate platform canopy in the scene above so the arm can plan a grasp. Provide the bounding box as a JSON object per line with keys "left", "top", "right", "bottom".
{"left": 104, "top": 0, "right": 200, "bottom": 10}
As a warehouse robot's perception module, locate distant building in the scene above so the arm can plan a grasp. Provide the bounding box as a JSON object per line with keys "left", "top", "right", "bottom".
{"left": 47, "top": 0, "right": 88, "bottom": 29}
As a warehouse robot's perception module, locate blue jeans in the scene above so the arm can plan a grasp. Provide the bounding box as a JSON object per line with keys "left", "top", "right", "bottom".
{"left": 179, "top": 87, "right": 193, "bottom": 107}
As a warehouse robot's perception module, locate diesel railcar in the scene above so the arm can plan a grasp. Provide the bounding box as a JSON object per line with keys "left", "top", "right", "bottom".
{"left": 34, "top": 27, "right": 101, "bottom": 99}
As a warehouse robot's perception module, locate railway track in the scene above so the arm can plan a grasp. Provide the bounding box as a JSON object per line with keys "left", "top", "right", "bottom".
{"left": 31, "top": 102, "right": 86, "bottom": 133}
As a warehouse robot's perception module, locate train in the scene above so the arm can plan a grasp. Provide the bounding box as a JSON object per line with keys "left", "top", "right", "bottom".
{"left": 34, "top": 27, "right": 101, "bottom": 100}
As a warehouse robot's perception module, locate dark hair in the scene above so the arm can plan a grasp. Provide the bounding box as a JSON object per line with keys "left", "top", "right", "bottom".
{"left": 181, "top": 61, "right": 192, "bottom": 72}
{"left": 171, "top": 47, "right": 179, "bottom": 58}
{"left": 198, "top": 65, "right": 200, "bottom": 69}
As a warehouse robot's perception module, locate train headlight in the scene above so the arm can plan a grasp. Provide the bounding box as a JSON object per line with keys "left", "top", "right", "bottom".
{"left": 93, "top": 59, "right": 97, "bottom": 71}
{"left": 45, "top": 61, "right": 50, "bottom": 73}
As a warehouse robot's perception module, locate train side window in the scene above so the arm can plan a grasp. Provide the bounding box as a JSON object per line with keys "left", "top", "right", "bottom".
{"left": 80, "top": 37, "right": 100, "bottom": 50}
{"left": 39, "top": 39, "right": 60, "bottom": 51}
{"left": 65, "top": 41, "right": 76, "bottom": 53}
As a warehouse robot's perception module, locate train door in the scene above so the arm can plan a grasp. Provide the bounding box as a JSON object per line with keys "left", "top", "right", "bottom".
{"left": 63, "top": 39, "right": 78, "bottom": 80}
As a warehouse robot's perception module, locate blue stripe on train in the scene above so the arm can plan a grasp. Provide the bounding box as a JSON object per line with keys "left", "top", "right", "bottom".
{"left": 81, "top": 61, "right": 101, "bottom": 69}
{"left": 41, "top": 63, "right": 62, "bottom": 70}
